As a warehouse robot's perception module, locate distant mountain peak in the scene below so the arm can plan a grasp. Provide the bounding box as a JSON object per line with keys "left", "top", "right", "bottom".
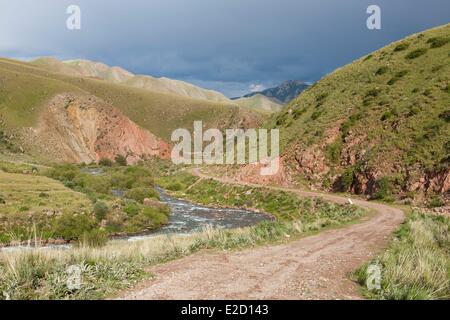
{"left": 238, "top": 80, "right": 310, "bottom": 104}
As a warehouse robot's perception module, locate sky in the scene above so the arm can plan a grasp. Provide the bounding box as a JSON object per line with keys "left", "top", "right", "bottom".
{"left": 0, "top": 0, "right": 449, "bottom": 97}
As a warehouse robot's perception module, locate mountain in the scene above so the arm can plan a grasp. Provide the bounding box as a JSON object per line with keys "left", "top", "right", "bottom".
{"left": 32, "top": 57, "right": 134, "bottom": 83}
{"left": 64, "top": 59, "right": 135, "bottom": 83}
{"left": 0, "top": 57, "right": 265, "bottom": 163}
{"left": 239, "top": 80, "right": 310, "bottom": 104}
{"left": 234, "top": 94, "right": 284, "bottom": 113}
{"left": 31, "top": 58, "right": 231, "bottom": 103}
{"left": 122, "top": 75, "right": 230, "bottom": 103}
{"left": 246, "top": 24, "right": 450, "bottom": 203}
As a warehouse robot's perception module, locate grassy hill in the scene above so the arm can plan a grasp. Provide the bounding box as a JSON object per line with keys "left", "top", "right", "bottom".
{"left": 32, "top": 57, "right": 134, "bottom": 83}
{"left": 0, "top": 57, "right": 264, "bottom": 147}
{"left": 32, "top": 57, "right": 231, "bottom": 103}
{"left": 234, "top": 94, "right": 284, "bottom": 113}
{"left": 269, "top": 24, "right": 449, "bottom": 203}
{"left": 123, "top": 75, "right": 231, "bottom": 103}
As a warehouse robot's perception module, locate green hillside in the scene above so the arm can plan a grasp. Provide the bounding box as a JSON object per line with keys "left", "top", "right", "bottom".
{"left": 234, "top": 94, "right": 284, "bottom": 113}
{"left": 0, "top": 58, "right": 264, "bottom": 142}
{"left": 270, "top": 24, "right": 450, "bottom": 202}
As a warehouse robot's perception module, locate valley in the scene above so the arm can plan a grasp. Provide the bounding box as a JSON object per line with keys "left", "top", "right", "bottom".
{"left": 0, "top": 23, "right": 449, "bottom": 301}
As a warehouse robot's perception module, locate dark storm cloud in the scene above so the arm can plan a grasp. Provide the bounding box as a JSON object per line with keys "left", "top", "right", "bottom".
{"left": 0, "top": 0, "right": 449, "bottom": 96}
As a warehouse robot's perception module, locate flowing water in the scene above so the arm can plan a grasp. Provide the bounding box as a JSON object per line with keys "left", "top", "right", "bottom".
{"left": 126, "top": 187, "right": 272, "bottom": 241}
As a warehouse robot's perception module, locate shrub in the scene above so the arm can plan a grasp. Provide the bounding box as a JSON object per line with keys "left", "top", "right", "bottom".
{"left": 110, "top": 171, "right": 134, "bottom": 189}
{"left": 405, "top": 48, "right": 428, "bottom": 59}
{"left": 114, "top": 154, "right": 127, "bottom": 166}
{"left": 123, "top": 201, "right": 141, "bottom": 217}
{"left": 156, "top": 172, "right": 198, "bottom": 191}
{"left": 438, "top": 110, "right": 450, "bottom": 122}
{"left": 372, "top": 177, "right": 393, "bottom": 201}
{"left": 132, "top": 176, "right": 155, "bottom": 188}
{"left": 427, "top": 194, "right": 444, "bottom": 208}
{"left": 375, "top": 66, "right": 389, "bottom": 75}
{"left": 381, "top": 110, "right": 397, "bottom": 121}
{"left": 98, "top": 158, "right": 113, "bottom": 167}
{"left": 340, "top": 113, "right": 363, "bottom": 137}
{"left": 325, "top": 141, "right": 342, "bottom": 165}
{"left": 322, "top": 176, "right": 332, "bottom": 189}
{"left": 365, "top": 88, "right": 380, "bottom": 98}
{"left": 46, "top": 164, "right": 80, "bottom": 181}
{"left": 93, "top": 201, "right": 109, "bottom": 221}
{"left": 142, "top": 207, "right": 169, "bottom": 226}
{"left": 125, "top": 187, "right": 159, "bottom": 203}
{"left": 387, "top": 70, "right": 408, "bottom": 85}
{"left": 292, "top": 107, "right": 307, "bottom": 120}
{"left": 166, "top": 182, "right": 183, "bottom": 191}
{"left": 315, "top": 93, "right": 328, "bottom": 106}
{"left": 78, "top": 229, "right": 108, "bottom": 247}
{"left": 275, "top": 112, "right": 289, "bottom": 126}
{"left": 127, "top": 214, "right": 153, "bottom": 232}
{"left": 427, "top": 36, "right": 450, "bottom": 48}
{"left": 311, "top": 110, "right": 322, "bottom": 120}
{"left": 53, "top": 214, "right": 96, "bottom": 241}
{"left": 341, "top": 168, "right": 355, "bottom": 191}
{"left": 253, "top": 221, "right": 290, "bottom": 240}
{"left": 393, "top": 42, "right": 410, "bottom": 52}
{"left": 124, "top": 166, "right": 154, "bottom": 186}
{"left": 82, "top": 175, "right": 111, "bottom": 195}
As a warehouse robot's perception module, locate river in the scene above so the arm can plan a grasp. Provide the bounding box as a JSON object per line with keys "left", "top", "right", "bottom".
{"left": 1, "top": 183, "right": 271, "bottom": 252}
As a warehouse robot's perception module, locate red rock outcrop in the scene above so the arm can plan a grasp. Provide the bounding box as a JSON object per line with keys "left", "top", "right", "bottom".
{"left": 27, "top": 93, "right": 170, "bottom": 164}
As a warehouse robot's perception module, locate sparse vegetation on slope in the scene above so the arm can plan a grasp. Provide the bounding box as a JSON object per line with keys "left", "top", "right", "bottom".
{"left": 269, "top": 24, "right": 450, "bottom": 203}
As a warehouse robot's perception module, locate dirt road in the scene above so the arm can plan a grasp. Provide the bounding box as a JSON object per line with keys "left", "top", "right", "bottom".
{"left": 118, "top": 169, "right": 404, "bottom": 300}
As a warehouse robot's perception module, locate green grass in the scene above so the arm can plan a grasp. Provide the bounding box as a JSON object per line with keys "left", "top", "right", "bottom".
{"left": 157, "top": 173, "right": 364, "bottom": 224}
{"left": 268, "top": 23, "right": 450, "bottom": 200}
{"left": 0, "top": 163, "right": 170, "bottom": 245}
{"left": 354, "top": 210, "right": 450, "bottom": 300}
{"left": 0, "top": 171, "right": 93, "bottom": 244}
{"left": 157, "top": 171, "right": 200, "bottom": 191}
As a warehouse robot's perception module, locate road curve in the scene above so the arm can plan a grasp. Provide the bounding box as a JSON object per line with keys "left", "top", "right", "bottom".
{"left": 117, "top": 169, "right": 404, "bottom": 300}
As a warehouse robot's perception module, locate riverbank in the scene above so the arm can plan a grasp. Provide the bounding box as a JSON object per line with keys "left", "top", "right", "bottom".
{"left": 0, "top": 172, "right": 365, "bottom": 299}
